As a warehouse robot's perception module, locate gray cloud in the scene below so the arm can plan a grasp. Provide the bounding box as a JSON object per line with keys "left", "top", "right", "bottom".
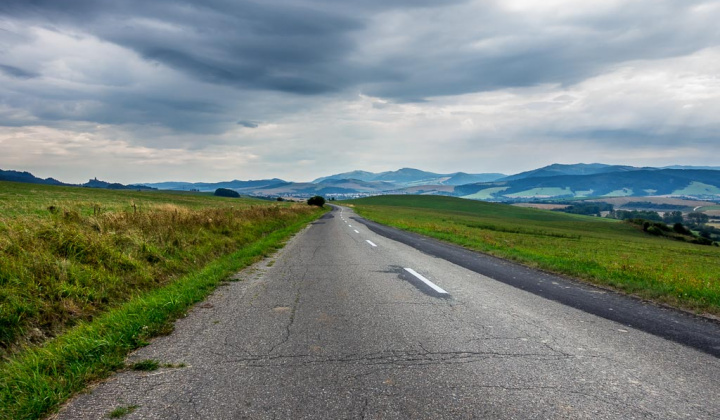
{"left": 565, "top": 128, "right": 720, "bottom": 148}
{"left": 0, "top": 0, "right": 719, "bottom": 181}
{"left": 2, "top": 1, "right": 716, "bottom": 107}
{"left": 0, "top": 63, "right": 38, "bottom": 79}
{"left": 359, "top": 1, "right": 720, "bottom": 100}
{"left": 2, "top": 1, "right": 715, "bottom": 101}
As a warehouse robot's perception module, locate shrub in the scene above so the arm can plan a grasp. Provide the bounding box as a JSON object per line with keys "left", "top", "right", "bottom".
{"left": 214, "top": 188, "right": 240, "bottom": 198}
{"left": 307, "top": 196, "right": 326, "bottom": 207}
{"left": 646, "top": 226, "right": 662, "bottom": 236}
{"left": 673, "top": 223, "right": 692, "bottom": 235}
{"left": 691, "top": 237, "right": 714, "bottom": 246}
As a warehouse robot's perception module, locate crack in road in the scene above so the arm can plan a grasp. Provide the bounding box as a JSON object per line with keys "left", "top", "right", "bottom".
{"left": 267, "top": 268, "right": 306, "bottom": 355}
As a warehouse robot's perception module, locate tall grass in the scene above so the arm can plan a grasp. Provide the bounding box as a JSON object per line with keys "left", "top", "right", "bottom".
{"left": 0, "top": 181, "right": 322, "bottom": 358}
{"left": 350, "top": 195, "right": 720, "bottom": 314}
{"left": 0, "top": 214, "right": 321, "bottom": 420}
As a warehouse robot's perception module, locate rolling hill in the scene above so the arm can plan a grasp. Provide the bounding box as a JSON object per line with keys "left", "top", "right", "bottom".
{"left": 499, "top": 163, "right": 641, "bottom": 181}
{"left": 313, "top": 168, "right": 505, "bottom": 186}
{"left": 456, "top": 169, "right": 720, "bottom": 200}
{"left": 139, "top": 179, "right": 286, "bottom": 192}
{"left": 312, "top": 170, "right": 378, "bottom": 183}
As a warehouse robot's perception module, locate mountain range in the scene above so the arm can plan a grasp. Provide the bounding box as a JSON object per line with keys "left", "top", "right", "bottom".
{"left": 2, "top": 164, "right": 720, "bottom": 201}
{"left": 456, "top": 168, "right": 720, "bottom": 200}
{"left": 499, "top": 163, "right": 641, "bottom": 181}
{"left": 313, "top": 168, "right": 505, "bottom": 185}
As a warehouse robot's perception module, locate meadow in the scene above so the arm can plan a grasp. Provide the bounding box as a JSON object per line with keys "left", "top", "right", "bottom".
{"left": 350, "top": 195, "right": 720, "bottom": 315}
{"left": 0, "top": 181, "right": 324, "bottom": 419}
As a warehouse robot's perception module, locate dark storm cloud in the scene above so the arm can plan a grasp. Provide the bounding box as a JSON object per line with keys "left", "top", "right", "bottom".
{"left": 0, "top": 0, "right": 369, "bottom": 95}
{"left": 2, "top": 0, "right": 718, "bottom": 100}
{"left": 0, "top": 0, "right": 718, "bottom": 131}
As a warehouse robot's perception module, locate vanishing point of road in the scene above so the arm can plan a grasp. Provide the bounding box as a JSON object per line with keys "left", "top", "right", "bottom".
{"left": 57, "top": 206, "right": 720, "bottom": 419}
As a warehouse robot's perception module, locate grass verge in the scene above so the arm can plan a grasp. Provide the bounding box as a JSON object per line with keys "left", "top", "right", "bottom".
{"left": 349, "top": 195, "right": 720, "bottom": 315}
{"left": 0, "top": 204, "right": 324, "bottom": 419}
{"left": 0, "top": 181, "right": 323, "bottom": 355}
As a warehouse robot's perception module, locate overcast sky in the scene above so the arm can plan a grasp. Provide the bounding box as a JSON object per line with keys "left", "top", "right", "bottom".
{"left": 1, "top": 0, "right": 719, "bottom": 183}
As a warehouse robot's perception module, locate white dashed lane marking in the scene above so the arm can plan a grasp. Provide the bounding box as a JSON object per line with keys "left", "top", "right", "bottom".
{"left": 404, "top": 268, "right": 449, "bottom": 295}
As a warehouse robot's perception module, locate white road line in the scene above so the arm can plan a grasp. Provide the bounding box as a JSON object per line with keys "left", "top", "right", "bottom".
{"left": 366, "top": 240, "right": 377, "bottom": 247}
{"left": 354, "top": 229, "right": 359, "bottom": 233}
{"left": 404, "top": 268, "right": 449, "bottom": 295}
{"left": 348, "top": 225, "right": 352, "bottom": 227}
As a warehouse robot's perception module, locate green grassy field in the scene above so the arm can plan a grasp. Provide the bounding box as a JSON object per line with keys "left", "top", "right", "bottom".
{"left": 349, "top": 195, "right": 720, "bottom": 315}
{"left": 673, "top": 182, "right": 720, "bottom": 196}
{"left": 461, "top": 187, "right": 509, "bottom": 200}
{"left": 0, "top": 181, "right": 325, "bottom": 418}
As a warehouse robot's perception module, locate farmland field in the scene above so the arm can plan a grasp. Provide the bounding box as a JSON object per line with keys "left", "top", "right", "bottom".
{"left": 349, "top": 195, "right": 720, "bottom": 315}
{"left": 461, "top": 186, "right": 509, "bottom": 200}
{"left": 588, "top": 196, "right": 711, "bottom": 208}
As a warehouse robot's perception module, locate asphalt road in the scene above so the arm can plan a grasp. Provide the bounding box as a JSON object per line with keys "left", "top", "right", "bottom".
{"left": 56, "top": 205, "right": 720, "bottom": 419}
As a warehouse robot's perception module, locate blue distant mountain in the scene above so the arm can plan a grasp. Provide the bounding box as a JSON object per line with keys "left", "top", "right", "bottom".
{"left": 139, "top": 179, "right": 287, "bottom": 192}
{"left": 0, "top": 169, "right": 67, "bottom": 186}
{"left": 662, "top": 165, "right": 720, "bottom": 170}
{"left": 313, "top": 168, "right": 505, "bottom": 186}
{"left": 456, "top": 169, "right": 720, "bottom": 200}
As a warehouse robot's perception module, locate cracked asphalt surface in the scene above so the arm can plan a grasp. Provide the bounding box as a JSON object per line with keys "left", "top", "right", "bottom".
{"left": 56, "top": 206, "right": 720, "bottom": 419}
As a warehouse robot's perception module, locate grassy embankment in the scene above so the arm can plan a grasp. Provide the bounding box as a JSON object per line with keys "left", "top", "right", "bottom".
{"left": 349, "top": 195, "right": 720, "bottom": 315}
{"left": 0, "top": 181, "right": 325, "bottom": 419}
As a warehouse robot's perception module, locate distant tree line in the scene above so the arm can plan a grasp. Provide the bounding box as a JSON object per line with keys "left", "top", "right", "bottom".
{"left": 624, "top": 218, "right": 717, "bottom": 246}
{"left": 608, "top": 209, "right": 711, "bottom": 226}
{"left": 607, "top": 210, "right": 663, "bottom": 222}
{"left": 614, "top": 209, "right": 719, "bottom": 245}
{"left": 622, "top": 201, "right": 688, "bottom": 211}
{"left": 556, "top": 202, "right": 614, "bottom": 216}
